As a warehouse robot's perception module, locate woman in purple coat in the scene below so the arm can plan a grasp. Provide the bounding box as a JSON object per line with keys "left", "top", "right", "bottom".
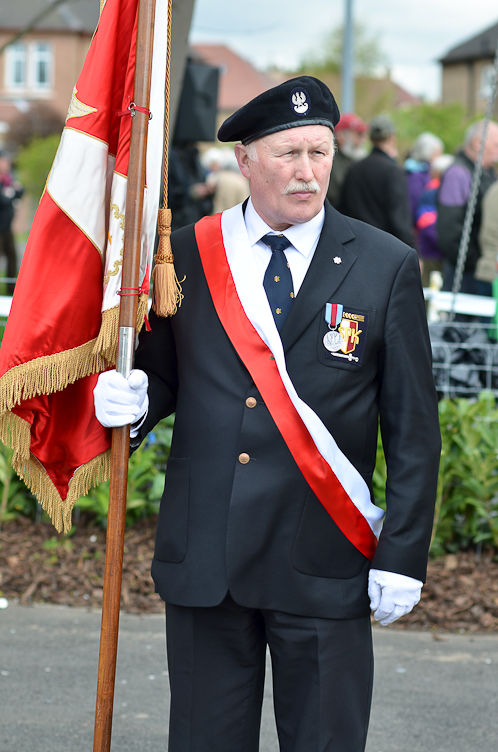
{"left": 404, "top": 132, "right": 444, "bottom": 225}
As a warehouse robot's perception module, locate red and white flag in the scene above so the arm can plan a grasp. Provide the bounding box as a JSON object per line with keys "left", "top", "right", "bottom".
{"left": 0, "top": 0, "right": 168, "bottom": 532}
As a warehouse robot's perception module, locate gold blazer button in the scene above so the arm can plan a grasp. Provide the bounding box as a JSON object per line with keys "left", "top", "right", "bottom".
{"left": 245, "top": 397, "right": 257, "bottom": 408}
{"left": 238, "top": 453, "right": 250, "bottom": 464}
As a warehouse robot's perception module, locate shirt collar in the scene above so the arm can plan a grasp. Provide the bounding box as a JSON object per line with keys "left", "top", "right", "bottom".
{"left": 244, "top": 197, "right": 325, "bottom": 260}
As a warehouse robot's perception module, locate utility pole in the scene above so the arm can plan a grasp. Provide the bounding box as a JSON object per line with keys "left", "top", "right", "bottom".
{"left": 341, "top": 0, "right": 355, "bottom": 113}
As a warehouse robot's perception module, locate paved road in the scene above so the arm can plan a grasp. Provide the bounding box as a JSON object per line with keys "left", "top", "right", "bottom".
{"left": 1, "top": 602, "right": 498, "bottom": 751}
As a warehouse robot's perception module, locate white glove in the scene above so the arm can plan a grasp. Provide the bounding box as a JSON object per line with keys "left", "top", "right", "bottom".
{"left": 94, "top": 369, "right": 148, "bottom": 435}
{"left": 368, "top": 569, "right": 422, "bottom": 626}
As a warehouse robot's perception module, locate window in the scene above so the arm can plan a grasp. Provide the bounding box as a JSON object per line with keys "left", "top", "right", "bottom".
{"left": 5, "top": 43, "right": 27, "bottom": 90}
{"left": 4, "top": 40, "right": 53, "bottom": 92}
{"left": 31, "top": 42, "right": 52, "bottom": 89}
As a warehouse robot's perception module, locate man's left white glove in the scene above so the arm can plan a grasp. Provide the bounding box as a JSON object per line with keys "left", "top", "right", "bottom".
{"left": 94, "top": 369, "right": 148, "bottom": 437}
{"left": 368, "top": 569, "right": 422, "bottom": 626}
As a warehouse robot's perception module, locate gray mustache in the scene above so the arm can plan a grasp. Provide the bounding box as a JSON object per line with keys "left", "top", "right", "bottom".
{"left": 284, "top": 180, "right": 321, "bottom": 194}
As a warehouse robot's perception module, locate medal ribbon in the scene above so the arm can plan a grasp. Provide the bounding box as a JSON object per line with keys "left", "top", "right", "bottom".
{"left": 325, "top": 302, "right": 343, "bottom": 328}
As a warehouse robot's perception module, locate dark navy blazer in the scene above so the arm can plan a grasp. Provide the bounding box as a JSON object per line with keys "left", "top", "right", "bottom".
{"left": 134, "top": 201, "right": 441, "bottom": 619}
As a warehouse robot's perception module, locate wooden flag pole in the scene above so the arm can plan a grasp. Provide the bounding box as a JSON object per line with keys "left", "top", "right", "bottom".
{"left": 93, "top": 0, "right": 157, "bottom": 749}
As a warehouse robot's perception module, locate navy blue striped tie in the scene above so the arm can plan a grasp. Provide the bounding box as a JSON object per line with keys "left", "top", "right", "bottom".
{"left": 262, "top": 234, "right": 294, "bottom": 332}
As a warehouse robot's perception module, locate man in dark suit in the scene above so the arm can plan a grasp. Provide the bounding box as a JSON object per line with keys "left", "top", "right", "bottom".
{"left": 339, "top": 115, "right": 415, "bottom": 248}
{"left": 94, "top": 77, "right": 441, "bottom": 752}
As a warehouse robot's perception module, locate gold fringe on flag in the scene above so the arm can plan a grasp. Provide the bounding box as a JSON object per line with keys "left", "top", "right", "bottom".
{"left": 0, "top": 296, "right": 148, "bottom": 532}
{"left": 0, "top": 297, "right": 150, "bottom": 416}
{"left": 0, "top": 411, "right": 111, "bottom": 533}
{"left": 0, "top": 338, "right": 112, "bottom": 416}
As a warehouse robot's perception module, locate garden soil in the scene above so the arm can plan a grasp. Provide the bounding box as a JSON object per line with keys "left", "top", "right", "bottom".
{"left": 1, "top": 516, "right": 498, "bottom": 633}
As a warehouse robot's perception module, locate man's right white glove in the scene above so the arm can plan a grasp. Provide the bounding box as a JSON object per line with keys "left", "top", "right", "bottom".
{"left": 94, "top": 369, "right": 148, "bottom": 435}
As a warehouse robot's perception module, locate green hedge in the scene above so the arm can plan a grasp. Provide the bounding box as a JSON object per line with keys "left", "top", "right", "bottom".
{"left": 74, "top": 415, "right": 174, "bottom": 528}
{"left": 2, "top": 398, "right": 498, "bottom": 557}
{"left": 373, "top": 393, "right": 498, "bottom": 556}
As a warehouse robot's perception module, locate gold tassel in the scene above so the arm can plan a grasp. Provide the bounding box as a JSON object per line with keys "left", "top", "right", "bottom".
{"left": 152, "top": 208, "right": 183, "bottom": 317}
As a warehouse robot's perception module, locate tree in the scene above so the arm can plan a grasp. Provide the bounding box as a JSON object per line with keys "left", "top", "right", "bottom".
{"left": 5, "top": 103, "right": 64, "bottom": 152}
{"left": 389, "top": 102, "right": 472, "bottom": 158}
{"left": 298, "top": 22, "right": 389, "bottom": 78}
{"left": 16, "top": 134, "right": 60, "bottom": 201}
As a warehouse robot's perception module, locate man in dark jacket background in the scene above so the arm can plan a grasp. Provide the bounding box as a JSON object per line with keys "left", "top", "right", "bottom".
{"left": 0, "top": 152, "right": 23, "bottom": 295}
{"left": 339, "top": 115, "right": 414, "bottom": 248}
{"left": 326, "top": 112, "right": 367, "bottom": 208}
{"left": 437, "top": 120, "right": 498, "bottom": 294}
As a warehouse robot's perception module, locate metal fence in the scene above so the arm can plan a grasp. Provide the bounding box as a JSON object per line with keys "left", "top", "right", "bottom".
{"left": 430, "top": 322, "right": 498, "bottom": 399}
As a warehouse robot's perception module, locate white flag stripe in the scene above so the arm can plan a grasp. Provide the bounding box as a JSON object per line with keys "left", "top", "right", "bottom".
{"left": 102, "top": 0, "right": 169, "bottom": 313}
{"left": 49, "top": 1, "right": 168, "bottom": 318}
{"left": 221, "top": 205, "right": 385, "bottom": 538}
{"left": 102, "top": 172, "right": 127, "bottom": 310}
{"left": 47, "top": 129, "right": 108, "bottom": 254}
{"left": 145, "top": 0, "right": 169, "bottom": 271}
{"left": 104, "top": 153, "right": 116, "bottom": 244}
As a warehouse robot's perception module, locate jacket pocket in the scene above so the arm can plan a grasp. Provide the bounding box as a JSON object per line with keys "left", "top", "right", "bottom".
{"left": 317, "top": 305, "right": 374, "bottom": 370}
{"left": 292, "top": 488, "right": 369, "bottom": 579}
{"left": 154, "top": 457, "right": 190, "bottom": 563}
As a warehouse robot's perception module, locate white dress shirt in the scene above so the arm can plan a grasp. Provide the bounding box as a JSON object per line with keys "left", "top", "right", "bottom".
{"left": 244, "top": 198, "right": 325, "bottom": 295}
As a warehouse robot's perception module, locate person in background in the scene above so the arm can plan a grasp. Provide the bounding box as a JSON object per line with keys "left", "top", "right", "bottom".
{"left": 404, "top": 132, "right": 444, "bottom": 226}
{"left": 168, "top": 142, "right": 216, "bottom": 233}
{"left": 339, "top": 114, "right": 414, "bottom": 247}
{"left": 326, "top": 112, "right": 368, "bottom": 208}
{"left": 0, "top": 152, "right": 23, "bottom": 295}
{"left": 415, "top": 154, "right": 455, "bottom": 287}
{"left": 475, "top": 179, "right": 498, "bottom": 297}
{"left": 201, "top": 147, "right": 249, "bottom": 214}
{"left": 437, "top": 120, "right": 498, "bottom": 294}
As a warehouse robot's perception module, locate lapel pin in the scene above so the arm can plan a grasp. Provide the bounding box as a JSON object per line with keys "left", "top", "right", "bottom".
{"left": 333, "top": 256, "right": 342, "bottom": 265}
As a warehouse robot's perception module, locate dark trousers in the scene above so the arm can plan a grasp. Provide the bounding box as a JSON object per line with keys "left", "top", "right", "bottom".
{"left": 165, "top": 594, "right": 373, "bottom": 752}
{"left": 442, "top": 261, "right": 477, "bottom": 295}
{"left": 0, "top": 228, "right": 17, "bottom": 294}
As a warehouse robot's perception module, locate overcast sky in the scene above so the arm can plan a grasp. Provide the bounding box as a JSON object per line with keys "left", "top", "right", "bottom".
{"left": 190, "top": 0, "right": 498, "bottom": 102}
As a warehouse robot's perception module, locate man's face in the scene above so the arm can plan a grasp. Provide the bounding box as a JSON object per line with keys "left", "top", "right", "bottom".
{"left": 235, "top": 125, "right": 334, "bottom": 231}
{"left": 337, "top": 129, "right": 366, "bottom": 158}
{"left": 481, "top": 123, "right": 498, "bottom": 169}
{"left": 468, "top": 123, "right": 498, "bottom": 169}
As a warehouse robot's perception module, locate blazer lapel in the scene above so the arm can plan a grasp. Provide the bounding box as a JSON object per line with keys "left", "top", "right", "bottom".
{"left": 281, "top": 203, "right": 357, "bottom": 352}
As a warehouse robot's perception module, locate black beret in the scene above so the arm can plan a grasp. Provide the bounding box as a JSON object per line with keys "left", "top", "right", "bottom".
{"left": 218, "top": 76, "right": 340, "bottom": 145}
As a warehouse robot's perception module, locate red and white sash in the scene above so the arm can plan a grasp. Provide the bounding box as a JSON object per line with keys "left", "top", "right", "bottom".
{"left": 195, "top": 205, "right": 384, "bottom": 560}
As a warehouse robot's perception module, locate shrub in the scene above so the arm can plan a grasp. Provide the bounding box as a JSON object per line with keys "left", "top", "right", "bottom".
{"left": 389, "top": 102, "right": 471, "bottom": 160}
{"left": 0, "top": 447, "right": 37, "bottom": 528}
{"left": 16, "top": 134, "right": 61, "bottom": 202}
{"left": 75, "top": 415, "right": 174, "bottom": 527}
{"left": 3, "top": 400, "right": 498, "bottom": 558}
{"left": 373, "top": 392, "right": 498, "bottom": 556}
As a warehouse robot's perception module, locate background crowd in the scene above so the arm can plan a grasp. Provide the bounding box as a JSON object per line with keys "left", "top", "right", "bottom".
{"left": 165, "top": 110, "right": 498, "bottom": 302}
{"left": 2, "top": 107, "right": 498, "bottom": 303}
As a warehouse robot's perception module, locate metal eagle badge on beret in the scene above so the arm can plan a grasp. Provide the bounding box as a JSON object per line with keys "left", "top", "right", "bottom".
{"left": 323, "top": 303, "right": 368, "bottom": 365}
{"left": 290, "top": 88, "right": 309, "bottom": 116}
